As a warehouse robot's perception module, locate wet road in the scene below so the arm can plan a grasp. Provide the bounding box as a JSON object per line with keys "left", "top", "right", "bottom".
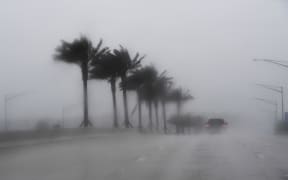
{"left": 0, "top": 130, "right": 288, "bottom": 180}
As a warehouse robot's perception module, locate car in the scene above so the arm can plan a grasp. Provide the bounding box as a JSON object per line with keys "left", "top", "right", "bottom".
{"left": 205, "top": 118, "right": 227, "bottom": 133}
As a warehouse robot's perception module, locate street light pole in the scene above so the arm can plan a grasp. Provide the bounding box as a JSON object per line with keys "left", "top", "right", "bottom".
{"left": 4, "top": 92, "right": 29, "bottom": 131}
{"left": 4, "top": 96, "right": 8, "bottom": 131}
{"left": 254, "top": 98, "right": 278, "bottom": 121}
{"left": 281, "top": 87, "right": 284, "bottom": 121}
{"left": 62, "top": 107, "right": 65, "bottom": 128}
{"left": 253, "top": 58, "right": 288, "bottom": 120}
{"left": 255, "top": 84, "right": 284, "bottom": 121}
{"left": 254, "top": 59, "right": 288, "bottom": 69}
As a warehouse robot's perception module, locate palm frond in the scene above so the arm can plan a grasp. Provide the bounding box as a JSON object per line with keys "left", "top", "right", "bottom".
{"left": 54, "top": 36, "right": 93, "bottom": 65}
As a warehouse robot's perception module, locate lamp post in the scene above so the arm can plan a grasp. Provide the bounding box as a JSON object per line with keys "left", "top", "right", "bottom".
{"left": 254, "top": 97, "right": 278, "bottom": 121}
{"left": 253, "top": 58, "right": 288, "bottom": 121}
{"left": 254, "top": 59, "right": 288, "bottom": 69}
{"left": 255, "top": 84, "right": 284, "bottom": 121}
{"left": 4, "top": 92, "right": 29, "bottom": 131}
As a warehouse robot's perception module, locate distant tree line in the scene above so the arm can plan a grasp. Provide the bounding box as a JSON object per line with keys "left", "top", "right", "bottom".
{"left": 54, "top": 35, "right": 193, "bottom": 132}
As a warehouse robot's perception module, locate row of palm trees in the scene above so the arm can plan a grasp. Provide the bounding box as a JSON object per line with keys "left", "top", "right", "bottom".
{"left": 54, "top": 35, "right": 193, "bottom": 132}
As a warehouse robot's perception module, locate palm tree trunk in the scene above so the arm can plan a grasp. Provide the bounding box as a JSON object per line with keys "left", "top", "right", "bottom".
{"left": 121, "top": 76, "right": 131, "bottom": 128}
{"left": 154, "top": 101, "right": 159, "bottom": 131}
{"left": 110, "top": 78, "right": 118, "bottom": 128}
{"left": 161, "top": 100, "right": 167, "bottom": 133}
{"left": 137, "top": 90, "right": 142, "bottom": 130}
{"left": 176, "top": 100, "right": 182, "bottom": 117}
{"left": 148, "top": 101, "right": 153, "bottom": 130}
{"left": 80, "top": 63, "right": 91, "bottom": 127}
{"left": 83, "top": 79, "right": 89, "bottom": 127}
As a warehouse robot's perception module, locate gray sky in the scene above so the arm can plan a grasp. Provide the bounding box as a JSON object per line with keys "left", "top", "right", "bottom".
{"left": 1, "top": 0, "right": 288, "bottom": 129}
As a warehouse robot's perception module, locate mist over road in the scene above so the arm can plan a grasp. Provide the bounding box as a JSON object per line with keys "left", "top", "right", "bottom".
{"left": 0, "top": 130, "right": 287, "bottom": 180}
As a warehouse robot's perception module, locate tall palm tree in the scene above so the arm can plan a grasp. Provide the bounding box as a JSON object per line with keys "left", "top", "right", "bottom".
{"left": 168, "top": 88, "right": 193, "bottom": 116}
{"left": 140, "top": 68, "right": 159, "bottom": 130}
{"left": 153, "top": 72, "right": 173, "bottom": 133}
{"left": 111, "top": 46, "right": 144, "bottom": 128}
{"left": 134, "top": 67, "right": 173, "bottom": 131}
{"left": 151, "top": 81, "right": 162, "bottom": 131}
{"left": 142, "top": 83, "right": 155, "bottom": 130}
{"left": 165, "top": 88, "right": 192, "bottom": 134}
{"left": 124, "top": 65, "right": 158, "bottom": 130}
{"left": 54, "top": 36, "right": 108, "bottom": 127}
{"left": 153, "top": 100, "right": 160, "bottom": 130}
{"left": 90, "top": 51, "right": 123, "bottom": 128}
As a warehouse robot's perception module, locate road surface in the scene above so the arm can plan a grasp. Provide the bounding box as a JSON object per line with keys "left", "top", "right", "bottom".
{"left": 0, "top": 130, "right": 288, "bottom": 180}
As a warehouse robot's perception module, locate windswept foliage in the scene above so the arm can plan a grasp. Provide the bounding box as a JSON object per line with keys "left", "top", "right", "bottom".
{"left": 112, "top": 46, "right": 145, "bottom": 128}
{"left": 166, "top": 88, "right": 194, "bottom": 115}
{"left": 154, "top": 72, "right": 173, "bottom": 132}
{"left": 54, "top": 36, "right": 108, "bottom": 127}
{"left": 89, "top": 51, "right": 123, "bottom": 128}
{"left": 124, "top": 65, "right": 158, "bottom": 129}
{"left": 54, "top": 35, "right": 194, "bottom": 132}
{"left": 54, "top": 36, "right": 92, "bottom": 64}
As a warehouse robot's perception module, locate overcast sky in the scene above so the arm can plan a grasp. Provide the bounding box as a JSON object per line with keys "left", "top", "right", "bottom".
{"left": 1, "top": 0, "right": 288, "bottom": 129}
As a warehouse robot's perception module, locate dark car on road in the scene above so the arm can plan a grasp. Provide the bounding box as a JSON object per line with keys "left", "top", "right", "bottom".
{"left": 205, "top": 118, "right": 227, "bottom": 133}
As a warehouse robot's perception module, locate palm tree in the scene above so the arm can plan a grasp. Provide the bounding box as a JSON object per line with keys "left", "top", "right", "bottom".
{"left": 54, "top": 36, "right": 108, "bottom": 127}
{"left": 153, "top": 72, "right": 173, "bottom": 133}
{"left": 124, "top": 65, "right": 158, "bottom": 130}
{"left": 140, "top": 68, "right": 159, "bottom": 130}
{"left": 152, "top": 71, "right": 173, "bottom": 131}
{"left": 132, "top": 67, "right": 173, "bottom": 131}
{"left": 90, "top": 51, "right": 123, "bottom": 128}
{"left": 167, "top": 88, "right": 193, "bottom": 116}
{"left": 142, "top": 83, "right": 155, "bottom": 130}
{"left": 153, "top": 100, "right": 160, "bottom": 130}
{"left": 111, "top": 46, "right": 144, "bottom": 128}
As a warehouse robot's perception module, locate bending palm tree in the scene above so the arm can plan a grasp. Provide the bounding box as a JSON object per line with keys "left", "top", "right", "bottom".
{"left": 140, "top": 68, "right": 159, "bottom": 130}
{"left": 168, "top": 88, "right": 193, "bottom": 116}
{"left": 143, "top": 83, "right": 157, "bottom": 130}
{"left": 124, "top": 66, "right": 157, "bottom": 130}
{"left": 54, "top": 36, "right": 108, "bottom": 127}
{"left": 111, "top": 46, "right": 144, "bottom": 128}
{"left": 165, "top": 88, "right": 193, "bottom": 134}
{"left": 142, "top": 69, "right": 172, "bottom": 131}
{"left": 154, "top": 71, "right": 173, "bottom": 133}
{"left": 122, "top": 71, "right": 144, "bottom": 130}
{"left": 90, "top": 52, "right": 122, "bottom": 128}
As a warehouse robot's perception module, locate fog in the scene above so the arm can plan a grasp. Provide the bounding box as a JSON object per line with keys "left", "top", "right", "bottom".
{"left": 1, "top": 0, "right": 288, "bottom": 131}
